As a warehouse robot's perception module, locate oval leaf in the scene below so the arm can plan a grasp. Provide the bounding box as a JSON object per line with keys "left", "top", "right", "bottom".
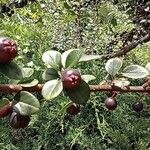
{"left": 122, "top": 65, "right": 149, "bottom": 79}
{"left": 105, "top": 58, "right": 122, "bottom": 76}
{"left": 20, "top": 79, "right": 39, "bottom": 88}
{"left": 42, "top": 50, "right": 62, "bottom": 70}
{"left": 145, "top": 63, "right": 150, "bottom": 72}
{"left": 112, "top": 78, "right": 130, "bottom": 88}
{"left": 62, "top": 49, "right": 84, "bottom": 68}
{"left": 42, "top": 68, "right": 59, "bottom": 81}
{"left": 42, "top": 79, "right": 63, "bottom": 100}
{"left": 65, "top": 80, "right": 90, "bottom": 105}
{"left": 0, "top": 62, "right": 23, "bottom": 80}
{"left": 13, "top": 91, "right": 40, "bottom": 116}
{"left": 22, "top": 68, "right": 34, "bottom": 78}
{"left": 82, "top": 75, "right": 96, "bottom": 83}
{"left": 79, "top": 54, "right": 102, "bottom": 62}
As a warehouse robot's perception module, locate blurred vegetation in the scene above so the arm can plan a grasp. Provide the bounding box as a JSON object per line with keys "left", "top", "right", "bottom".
{"left": 0, "top": 0, "right": 150, "bottom": 150}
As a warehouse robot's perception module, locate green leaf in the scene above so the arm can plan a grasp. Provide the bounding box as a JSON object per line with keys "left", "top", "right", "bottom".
{"left": 112, "top": 78, "right": 130, "bottom": 88}
{"left": 22, "top": 68, "right": 34, "bottom": 78}
{"left": 63, "top": 2, "right": 72, "bottom": 10}
{"left": 13, "top": 91, "right": 40, "bottom": 116}
{"left": 62, "top": 49, "right": 84, "bottom": 68}
{"left": 111, "top": 17, "right": 117, "bottom": 26}
{"left": 122, "top": 65, "right": 149, "bottom": 79}
{"left": 20, "top": 79, "right": 39, "bottom": 88}
{"left": 9, "top": 79, "right": 20, "bottom": 84}
{"left": 82, "top": 75, "right": 96, "bottom": 83}
{"left": 65, "top": 80, "right": 90, "bottom": 105}
{"left": 42, "top": 79, "right": 63, "bottom": 100}
{"left": 42, "top": 68, "right": 59, "bottom": 81}
{"left": 0, "top": 98, "right": 10, "bottom": 109}
{"left": 105, "top": 58, "right": 122, "bottom": 76}
{"left": 59, "top": 101, "right": 73, "bottom": 114}
{"left": 0, "top": 62, "right": 23, "bottom": 80}
{"left": 145, "top": 63, "right": 150, "bottom": 72}
{"left": 42, "top": 50, "right": 62, "bottom": 70}
{"left": 79, "top": 54, "right": 103, "bottom": 62}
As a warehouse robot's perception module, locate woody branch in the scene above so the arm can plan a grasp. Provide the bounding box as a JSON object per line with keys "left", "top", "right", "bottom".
{"left": 0, "top": 84, "right": 150, "bottom": 93}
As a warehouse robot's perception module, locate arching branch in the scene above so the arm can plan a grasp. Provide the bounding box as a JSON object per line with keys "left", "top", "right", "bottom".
{"left": 107, "top": 32, "right": 150, "bottom": 58}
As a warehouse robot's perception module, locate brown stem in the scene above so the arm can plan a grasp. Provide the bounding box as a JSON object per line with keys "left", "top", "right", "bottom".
{"left": 106, "top": 32, "right": 150, "bottom": 58}
{"left": 0, "top": 84, "right": 150, "bottom": 93}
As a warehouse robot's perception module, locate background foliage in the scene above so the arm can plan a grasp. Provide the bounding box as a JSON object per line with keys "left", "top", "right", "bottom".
{"left": 0, "top": 0, "right": 150, "bottom": 150}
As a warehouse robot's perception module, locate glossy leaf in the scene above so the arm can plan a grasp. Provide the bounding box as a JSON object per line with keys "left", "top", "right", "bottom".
{"left": 82, "top": 75, "right": 96, "bottom": 83}
{"left": 105, "top": 58, "right": 122, "bottom": 76}
{"left": 145, "top": 63, "right": 150, "bottom": 72}
{"left": 0, "top": 62, "right": 23, "bottom": 80}
{"left": 42, "top": 79, "right": 63, "bottom": 100}
{"left": 13, "top": 91, "right": 40, "bottom": 116}
{"left": 62, "top": 49, "right": 84, "bottom": 68}
{"left": 79, "top": 54, "right": 103, "bottom": 62}
{"left": 42, "top": 68, "right": 59, "bottom": 81}
{"left": 112, "top": 78, "right": 130, "bottom": 88}
{"left": 65, "top": 80, "right": 90, "bottom": 105}
{"left": 20, "top": 79, "right": 39, "bottom": 88}
{"left": 122, "top": 65, "right": 149, "bottom": 79}
{"left": 22, "top": 68, "right": 34, "bottom": 78}
{"left": 42, "top": 50, "right": 62, "bottom": 70}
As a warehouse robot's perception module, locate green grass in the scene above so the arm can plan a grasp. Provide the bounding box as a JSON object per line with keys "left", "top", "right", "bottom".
{"left": 1, "top": 92, "right": 150, "bottom": 150}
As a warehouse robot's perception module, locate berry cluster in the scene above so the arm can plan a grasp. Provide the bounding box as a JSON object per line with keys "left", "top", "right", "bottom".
{"left": 66, "top": 97, "right": 144, "bottom": 116}
{"left": 104, "top": 93, "right": 144, "bottom": 112}
{"left": 60, "top": 69, "right": 144, "bottom": 114}
{"left": 0, "top": 37, "right": 28, "bottom": 128}
{"left": 0, "top": 0, "right": 36, "bottom": 17}
{"left": 0, "top": 37, "right": 18, "bottom": 64}
{"left": 0, "top": 103, "right": 30, "bottom": 129}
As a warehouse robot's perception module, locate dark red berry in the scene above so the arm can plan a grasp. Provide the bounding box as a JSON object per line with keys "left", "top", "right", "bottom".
{"left": 62, "top": 69, "right": 81, "bottom": 89}
{"left": 0, "top": 37, "right": 18, "bottom": 64}
{"left": 0, "top": 104, "right": 13, "bottom": 118}
{"left": 66, "top": 103, "right": 80, "bottom": 115}
{"left": 132, "top": 102, "right": 143, "bottom": 112}
{"left": 9, "top": 112, "right": 30, "bottom": 129}
{"left": 105, "top": 97, "right": 117, "bottom": 111}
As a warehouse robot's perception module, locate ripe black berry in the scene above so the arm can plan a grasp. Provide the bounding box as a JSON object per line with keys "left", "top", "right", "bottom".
{"left": 9, "top": 112, "right": 30, "bottom": 129}
{"left": 66, "top": 103, "right": 80, "bottom": 115}
{"left": 132, "top": 102, "right": 143, "bottom": 112}
{"left": 105, "top": 97, "right": 117, "bottom": 111}
{"left": 62, "top": 69, "right": 81, "bottom": 89}
{"left": 0, "top": 37, "right": 18, "bottom": 64}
